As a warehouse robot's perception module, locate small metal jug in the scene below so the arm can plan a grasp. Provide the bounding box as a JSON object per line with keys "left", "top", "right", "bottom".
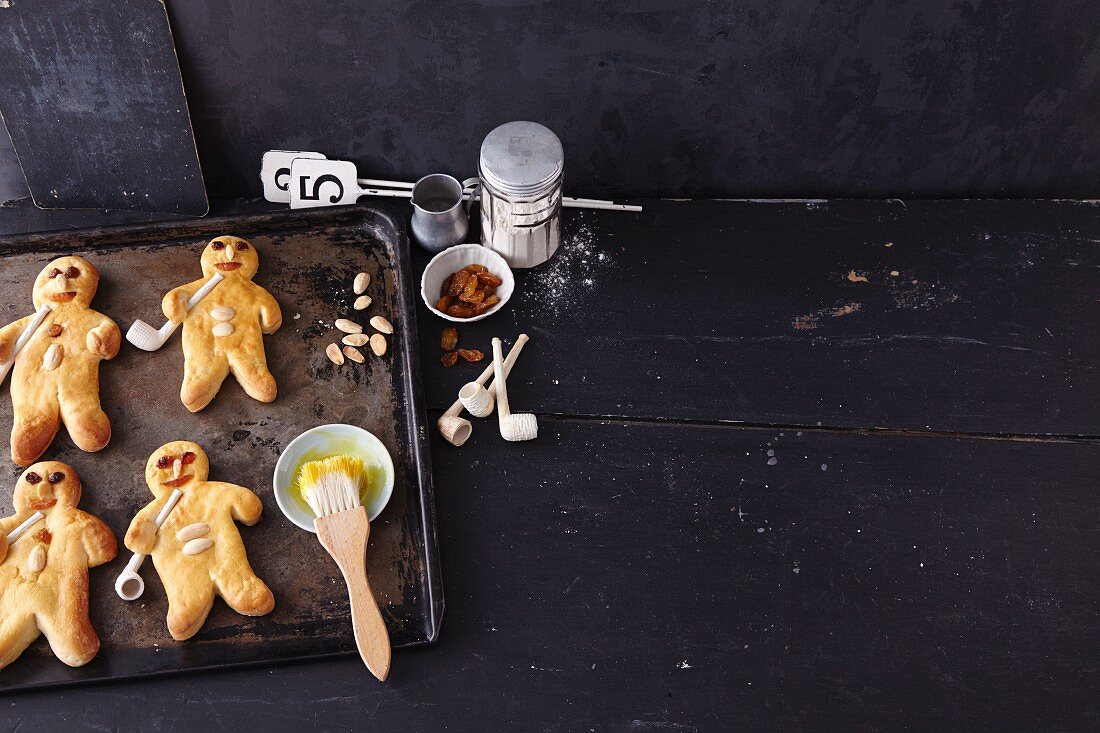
{"left": 410, "top": 174, "right": 480, "bottom": 253}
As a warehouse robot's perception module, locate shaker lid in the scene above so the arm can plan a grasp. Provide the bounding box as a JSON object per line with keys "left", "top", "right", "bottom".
{"left": 479, "top": 121, "right": 564, "bottom": 196}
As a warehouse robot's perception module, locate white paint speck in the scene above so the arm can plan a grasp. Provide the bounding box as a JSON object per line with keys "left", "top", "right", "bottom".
{"left": 766, "top": 457, "right": 777, "bottom": 466}
{"left": 677, "top": 660, "right": 692, "bottom": 669}
{"left": 821, "top": 463, "right": 828, "bottom": 471}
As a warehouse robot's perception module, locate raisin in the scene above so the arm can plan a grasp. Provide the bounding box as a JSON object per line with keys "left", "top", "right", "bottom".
{"left": 46, "top": 324, "right": 63, "bottom": 338}
{"left": 460, "top": 273, "right": 480, "bottom": 302}
{"left": 47, "top": 472, "right": 65, "bottom": 484}
{"left": 461, "top": 263, "right": 488, "bottom": 273}
{"left": 181, "top": 451, "right": 196, "bottom": 465}
{"left": 459, "top": 286, "right": 486, "bottom": 305}
{"left": 440, "top": 274, "right": 454, "bottom": 297}
{"left": 446, "top": 302, "right": 477, "bottom": 319}
{"left": 436, "top": 295, "right": 455, "bottom": 312}
{"left": 156, "top": 455, "right": 172, "bottom": 469}
{"left": 33, "top": 528, "right": 51, "bottom": 544}
{"left": 447, "top": 271, "right": 470, "bottom": 297}
{"left": 29, "top": 498, "right": 56, "bottom": 509}
{"left": 24, "top": 471, "right": 41, "bottom": 484}
{"left": 441, "top": 327, "right": 458, "bottom": 351}
{"left": 476, "top": 272, "right": 503, "bottom": 288}
{"left": 456, "top": 348, "right": 484, "bottom": 363}
{"left": 65, "top": 266, "right": 80, "bottom": 278}
{"left": 440, "top": 352, "right": 458, "bottom": 368}
{"left": 475, "top": 295, "right": 502, "bottom": 314}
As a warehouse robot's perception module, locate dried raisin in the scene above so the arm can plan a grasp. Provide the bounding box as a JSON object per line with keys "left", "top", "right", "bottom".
{"left": 446, "top": 302, "right": 477, "bottom": 319}
{"left": 459, "top": 286, "right": 486, "bottom": 305}
{"left": 441, "top": 327, "right": 458, "bottom": 351}
{"left": 475, "top": 295, "right": 501, "bottom": 314}
{"left": 476, "top": 272, "right": 503, "bottom": 287}
{"left": 460, "top": 273, "right": 480, "bottom": 302}
{"left": 447, "top": 271, "right": 470, "bottom": 297}
{"left": 461, "top": 263, "right": 487, "bottom": 273}
{"left": 440, "top": 273, "right": 454, "bottom": 297}
{"left": 456, "top": 348, "right": 484, "bottom": 363}
{"left": 440, "top": 352, "right": 458, "bottom": 368}
{"left": 436, "top": 295, "right": 455, "bottom": 312}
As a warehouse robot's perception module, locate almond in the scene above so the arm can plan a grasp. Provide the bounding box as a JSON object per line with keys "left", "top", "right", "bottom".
{"left": 335, "top": 318, "right": 362, "bottom": 334}
{"left": 176, "top": 522, "right": 210, "bottom": 542}
{"left": 353, "top": 295, "right": 372, "bottom": 311}
{"left": 343, "top": 345, "right": 365, "bottom": 363}
{"left": 27, "top": 545, "right": 46, "bottom": 572}
{"left": 210, "top": 305, "right": 236, "bottom": 322}
{"left": 42, "top": 343, "right": 62, "bottom": 371}
{"left": 212, "top": 322, "right": 234, "bottom": 337}
{"left": 182, "top": 538, "right": 213, "bottom": 556}
{"left": 353, "top": 272, "right": 370, "bottom": 294}
{"left": 369, "top": 333, "right": 387, "bottom": 356}
{"left": 342, "top": 333, "right": 369, "bottom": 347}
{"left": 369, "top": 316, "right": 393, "bottom": 334}
{"left": 325, "top": 343, "right": 345, "bottom": 365}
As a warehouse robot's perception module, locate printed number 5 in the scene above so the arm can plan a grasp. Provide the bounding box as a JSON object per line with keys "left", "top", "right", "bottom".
{"left": 299, "top": 174, "right": 344, "bottom": 203}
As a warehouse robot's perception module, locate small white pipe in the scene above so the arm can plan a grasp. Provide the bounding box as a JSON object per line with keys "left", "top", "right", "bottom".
{"left": 0, "top": 305, "right": 51, "bottom": 385}
{"left": 458, "top": 334, "right": 529, "bottom": 417}
{"left": 491, "top": 337, "right": 538, "bottom": 442}
{"left": 6, "top": 511, "right": 44, "bottom": 544}
{"left": 438, "top": 334, "right": 529, "bottom": 446}
{"left": 115, "top": 488, "right": 182, "bottom": 601}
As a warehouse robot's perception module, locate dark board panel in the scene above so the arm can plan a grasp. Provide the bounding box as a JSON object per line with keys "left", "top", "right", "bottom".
{"left": 156, "top": 0, "right": 1099, "bottom": 201}
{"left": 0, "top": 121, "right": 26, "bottom": 204}
{"left": 2, "top": 420, "right": 1096, "bottom": 730}
{"left": 417, "top": 199, "right": 1100, "bottom": 438}
{"left": 0, "top": 0, "right": 207, "bottom": 215}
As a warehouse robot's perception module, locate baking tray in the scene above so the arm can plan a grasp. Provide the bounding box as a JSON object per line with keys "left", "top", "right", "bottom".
{"left": 0, "top": 205, "right": 442, "bottom": 690}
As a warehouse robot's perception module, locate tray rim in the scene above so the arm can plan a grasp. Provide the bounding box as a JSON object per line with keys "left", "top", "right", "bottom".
{"left": 0, "top": 203, "right": 445, "bottom": 691}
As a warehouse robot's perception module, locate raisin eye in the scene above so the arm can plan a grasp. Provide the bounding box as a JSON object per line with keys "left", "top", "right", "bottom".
{"left": 65, "top": 266, "right": 79, "bottom": 278}
{"left": 49, "top": 268, "right": 61, "bottom": 278}
{"left": 24, "top": 472, "right": 41, "bottom": 484}
{"left": 156, "top": 455, "right": 173, "bottom": 469}
{"left": 47, "top": 472, "right": 65, "bottom": 484}
{"left": 211, "top": 241, "right": 225, "bottom": 250}
{"left": 237, "top": 242, "right": 249, "bottom": 251}
{"left": 181, "top": 451, "right": 196, "bottom": 465}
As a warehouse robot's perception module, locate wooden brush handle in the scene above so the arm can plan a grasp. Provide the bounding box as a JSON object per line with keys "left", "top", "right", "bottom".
{"left": 315, "top": 507, "right": 391, "bottom": 681}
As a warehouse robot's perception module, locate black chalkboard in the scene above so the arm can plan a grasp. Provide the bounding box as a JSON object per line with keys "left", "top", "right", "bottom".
{"left": 0, "top": 0, "right": 207, "bottom": 215}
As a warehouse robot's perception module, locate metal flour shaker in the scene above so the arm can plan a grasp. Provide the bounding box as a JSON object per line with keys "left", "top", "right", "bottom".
{"left": 478, "top": 121, "right": 564, "bottom": 268}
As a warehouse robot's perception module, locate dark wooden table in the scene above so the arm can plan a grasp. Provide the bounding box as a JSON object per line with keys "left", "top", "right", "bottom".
{"left": 0, "top": 198, "right": 1096, "bottom": 730}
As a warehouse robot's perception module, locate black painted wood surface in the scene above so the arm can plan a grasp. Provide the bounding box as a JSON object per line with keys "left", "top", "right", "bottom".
{"left": 0, "top": 199, "right": 1096, "bottom": 730}
{"left": 0, "top": 0, "right": 207, "bottom": 215}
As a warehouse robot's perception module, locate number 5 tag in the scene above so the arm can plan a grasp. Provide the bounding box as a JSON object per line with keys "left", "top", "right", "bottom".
{"left": 260, "top": 150, "right": 327, "bottom": 203}
{"left": 289, "top": 158, "right": 362, "bottom": 209}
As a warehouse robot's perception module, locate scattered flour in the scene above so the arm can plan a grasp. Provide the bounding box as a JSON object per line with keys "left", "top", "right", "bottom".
{"left": 520, "top": 214, "right": 611, "bottom": 317}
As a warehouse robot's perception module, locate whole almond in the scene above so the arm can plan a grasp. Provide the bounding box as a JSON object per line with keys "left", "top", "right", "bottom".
{"left": 335, "top": 318, "right": 362, "bottom": 334}
{"left": 353, "top": 295, "right": 372, "bottom": 311}
{"left": 369, "top": 333, "right": 387, "bottom": 356}
{"left": 353, "top": 272, "right": 370, "bottom": 294}
{"left": 343, "top": 345, "right": 365, "bottom": 363}
{"left": 325, "top": 343, "right": 345, "bottom": 365}
{"left": 42, "top": 343, "right": 63, "bottom": 371}
{"left": 212, "top": 322, "right": 234, "bottom": 337}
{"left": 342, "top": 333, "right": 369, "bottom": 347}
{"left": 210, "top": 305, "right": 236, "bottom": 322}
{"left": 182, "top": 538, "right": 214, "bottom": 556}
{"left": 176, "top": 522, "right": 210, "bottom": 542}
{"left": 27, "top": 545, "right": 46, "bottom": 572}
{"left": 370, "top": 316, "right": 393, "bottom": 334}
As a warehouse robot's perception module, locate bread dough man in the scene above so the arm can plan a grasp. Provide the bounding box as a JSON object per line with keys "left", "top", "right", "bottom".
{"left": 0, "top": 461, "right": 117, "bottom": 669}
{"left": 161, "top": 236, "right": 282, "bottom": 412}
{"left": 0, "top": 256, "right": 120, "bottom": 466}
{"left": 124, "top": 441, "right": 274, "bottom": 641}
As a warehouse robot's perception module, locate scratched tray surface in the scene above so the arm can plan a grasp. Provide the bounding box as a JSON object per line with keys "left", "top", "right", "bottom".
{"left": 0, "top": 206, "right": 441, "bottom": 689}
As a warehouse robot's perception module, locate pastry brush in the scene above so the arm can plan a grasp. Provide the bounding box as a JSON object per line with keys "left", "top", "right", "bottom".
{"left": 299, "top": 455, "right": 391, "bottom": 681}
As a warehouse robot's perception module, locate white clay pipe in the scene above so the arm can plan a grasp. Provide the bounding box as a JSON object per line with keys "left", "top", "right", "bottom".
{"left": 459, "top": 334, "right": 530, "bottom": 417}
{"left": 0, "top": 304, "right": 51, "bottom": 385}
{"left": 6, "top": 511, "right": 44, "bottom": 544}
{"left": 491, "top": 337, "right": 538, "bottom": 442}
{"left": 115, "top": 488, "right": 183, "bottom": 601}
{"left": 438, "top": 335, "right": 530, "bottom": 447}
{"left": 126, "top": 273, "right": 224, "bottom": 352}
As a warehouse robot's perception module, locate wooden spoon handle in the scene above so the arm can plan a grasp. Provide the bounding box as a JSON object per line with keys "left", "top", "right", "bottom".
{"left": 315, "top": 508, "right": 392, "bottom": 681}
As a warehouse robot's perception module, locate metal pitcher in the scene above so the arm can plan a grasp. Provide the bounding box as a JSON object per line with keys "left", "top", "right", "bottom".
{"left": 410, "top": 174, "right": 480, "bottom": 253}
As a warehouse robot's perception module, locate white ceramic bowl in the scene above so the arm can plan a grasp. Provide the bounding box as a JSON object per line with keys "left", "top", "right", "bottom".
{"left": 420, "top": 243, "right": 514, "bottom": 322}
{"left": 273, "top": 424, "right": 395, "bottom": 532}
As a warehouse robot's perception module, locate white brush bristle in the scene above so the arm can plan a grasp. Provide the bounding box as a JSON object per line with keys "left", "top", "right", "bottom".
{"left": 297, "top": 455, "right": 364, "bottom": 517}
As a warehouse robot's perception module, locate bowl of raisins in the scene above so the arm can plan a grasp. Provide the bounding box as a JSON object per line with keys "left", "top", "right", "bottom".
{"left": 421, "top": 243, "right": 514, "bottom": 322}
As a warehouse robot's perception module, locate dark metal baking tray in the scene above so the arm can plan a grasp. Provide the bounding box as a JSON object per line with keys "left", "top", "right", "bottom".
{"left": 0, "top": 204, "right": 442, "bottom": 690}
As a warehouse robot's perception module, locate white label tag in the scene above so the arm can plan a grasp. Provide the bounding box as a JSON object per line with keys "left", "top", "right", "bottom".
{"left": 260, "top": 150, "right": 326, "bottom": 203}
{"left": 289, "top": 158, "right": 361, "bottom": 209}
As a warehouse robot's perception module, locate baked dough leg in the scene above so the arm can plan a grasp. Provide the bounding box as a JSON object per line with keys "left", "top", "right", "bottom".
{"left": 228, "top": 349, "right": 277, "bottom": 404}
{"left": 213, "top": 561, "right": 275, "bottom": 617}
{"left": 165, "top": 577, "right": 215, "bottom": 641}
{"left": 180, "top": 354, "right": 230, "bottom": 414}
{"left": 58, "top": 380, "right": 111, "bottom": 454}
{"left": 0, "top": 611, "right": 39, "bottom": 670}
{"left": 11, "top": 390, "right": 60, "bottom": 467}
{"left": 37, "top": 579, "right": 101, "bottom": 667}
